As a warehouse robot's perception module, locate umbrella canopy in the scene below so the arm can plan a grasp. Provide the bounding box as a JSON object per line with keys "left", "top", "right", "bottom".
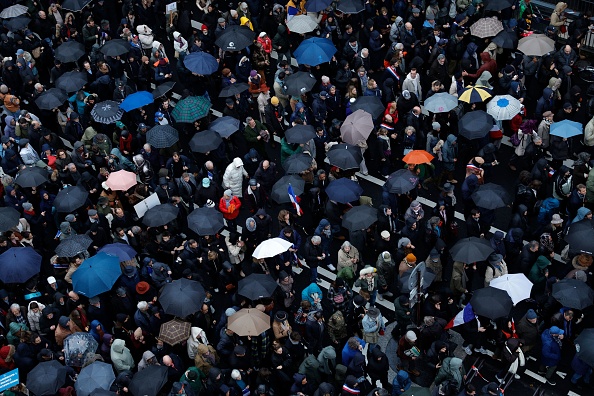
{"left": 172, "top": 96, "right": 211, "bottom": 123}
{"left": 385, "top": 169, "right": 419, "bottom": 194}
{"left": 489, "top": 274, "right": 533, "bottom": 305}
{"left": 159, "top": 278, "right": 206, "bottom": 317}
{"left": 294, "top": 37, "right": 336, "bottom": 66}
{"left": 552, "top": 279, "right": 594, "bottom": 310}
{"left": 54, "top": 185, "right": 89, "bottom": 212}
{"left": 341, "top": 109, "right": 374, "bottom": 145}
{"left": 219, "top": 82, "right": 250, "bottom": 97}
{"left": 492, "top": 30, "right": 518, "bottom": 49}
{"left": 98, "top": 243, "right": 137, "bottom": 262}
{"left": 55, "top": 41, "right": 85, "bottom": 63}
{"left": 159, "top": 318, "right": 191, "bottom": 345}
{"left": 350, "top": 96, "right": 384, "bottom": 119}
{"left": 228, "top": 308, "right": 271, "bottom": 336}
{"left": 90, "top": 389, "right": 117, "bottom": 396}
{"left": 470, "top": 286, "right": 513, "bottom": 319}
{"left": 0, "top": 4, "right": 28, "bottom": 18}
{"left": 0, "top": 207, "right": 20, "bottom": 232}
{"left": 3, "top": 16, "right": 30, "bottom": 32}
{"left": 518, "top": 34, "right": 555, "bottom": 57}
{"left": 100, "top": 39, "right": 131, "bottom": 56}
{"left": 253, "top": 238, "right": 294, "bottom": 259}
{"left": 215, "top": 25, "right": 256, "bottom": 51}
{"left": 152, "top": 81, "right": 175, "bottom": 99}
{"left": 64, "top": 332, "right": 99, "bottom": 367}
{"left": 189, "top": 130, "right": 223, "bottom": 153}
{"left": 327, "top": 143, "right": 363, "bottom": 169}
{"left": 336, "top": 0, "right": 365, "bottom": 13}
{"left": 146, "top": 125, "right": 179, "bottom": 148}
{"left": 62, "top": 0, "right": 92, "bottom": 12}
{"left": 183, "top": 51, "right": 220, "bottom": 75}
{"left": 484, "top": 0, "right": 514, "bottom": 11}
{"left": 575, "top": 329, "right": 594, "bottom": 367}
{"left": 91, "top": 100, "right": 124, "bottom": 124}
{"left": 15, "top": 166, "right": 48, "bottom": 187}
{"left": 35, "top": 88, "right": 68, "bottom": 110}
{"left": 56, "top": 71, "right": 87, "bottom": 92}
{"left": 283, "top": 72, "right": 317, "bottom": 96}
{"left": 55, "top": 234, "right": 93, "bottom": 257}
{"left": 105, "top": 170, "right": 137, "bottom": 191}
{"left": 487, "top": 95, "right": 522, "bottom": 120}
{"left": 424, "top": 92, "right": 459, "bottom": 113}
{"left": 142, "top": 204, "right": 179, "bottom": 227}
{"left": 72, "top": 252, "right": 121, "bottom": 297}
{"left": 209, "top": 116, "right": 240, "bottom": 138}
{"left": 238, "top": 273, "right": 279, "bottom": 299}
{"left": 305, "top": 0, "right": 333, "bottom": 12}
{"left": 458, "top": 86, "right": 492, "bottom": 104}
{"left": 187, "top": 207, "right": 225, "bottom": 235}
{"left": 342, "top": 205, "right": 378, "bottom": 231}
{"left": 287, "top": 14, "right": 319, "bottom": 34}
{"left": 27, "top": 360, "right": 67, "bottom": 396}
{"left": 285, "top": 124, "right": 316, "bottom": 144}
{"left": 471, "top": 182, "right": 512, "bottom": 210}
{"left": 0, "top": 247, "right": 41, "bottom": 283}
{"left": 326, "top": 178, "right": 363, "bottom": 203}
{"left": 459, "top": 110, "right": 495, "bottom": 140}
{"left": 550, "top": 119, "right": 583, "bottom": 138}
{"left": 450, "top": 237, "right": 494, "bottom": 263}
{"left": 271, "top": 175, "right": 305, "bottom": 203}
{"left": 119, "top": 91, "right": 153, "bottom": 112}
{"left": 75, "top": 362, "right": 115, "bottom": 396}
{"left": 129, "top": 365, "right": 169, "bottom": 396}
{"left": 283, "top": 153, "right": 313, "bottom": 174}
{"left": 470, "top": 17, "right": 504, "bottom": 38}
{"left": 565, "top": 219, "right": 594, "bottom": 252}
{"left": 402, "top": 150, "right": 434, "bottom": 165}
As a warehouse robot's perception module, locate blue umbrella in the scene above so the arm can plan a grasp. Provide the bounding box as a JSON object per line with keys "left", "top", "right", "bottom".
{"left": 119, "top": 91, "right": 154, "bottom": 112}
{"left": 325, "top": 178, "right": 364, "bottom": 203}
{"left": 0, "top": 247, "right": 42, "bottom": 284}
{"left": 75, "top": 362, "right": 115, "bottom": 396}
{"left": 550, "top": 119, "right": 583, "bottom": 138}
{"left": 183, "top": 52, "right": 219, "bottom": 75}
{"left": 293, "top": 38, "right": 337, "bottom": 66}
{"left": 98, "top": 243, "right": 137, "bottom": 262}
{"left": 72, "top": 252, "right": 122, "bottom": 297}
{"left": 209, "top": 116, "right": 240, "bottom": 138}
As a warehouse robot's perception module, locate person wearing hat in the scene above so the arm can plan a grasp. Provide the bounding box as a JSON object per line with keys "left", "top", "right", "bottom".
{"left": 539, "top": 325, "right": 565, "bottom": 385}
{"left": 244, "top": 178, "right": 266, "bottom": 214}
{"left": 362, "top": 306, "right": 385, "bottom": 352}
{"left": 264, "top": 94, "right": 286, "bottom": 136}
{"left": 517, "top": 309, "right": 539, "bottom": 353}
{"left": 55, "top": 315, "right": 82, "bottom": 347}
{"left": 397, "top": 330, "right": 421, "bottom": 376}
{"left": 219, "top": 189, "right": 242, "bottom": 231}
{"left": 18, "top": 138, "right": 40, "bottom": 165}
{"left": 484, "top": 253, "right": 508, "bottom": 286}
{"left": 272, "top": 311, "right": 292, "bottom": 341}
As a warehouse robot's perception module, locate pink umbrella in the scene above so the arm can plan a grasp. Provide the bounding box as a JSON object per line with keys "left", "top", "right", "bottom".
{"left": 105, "top": 170, "right": 137, "bottom": 191}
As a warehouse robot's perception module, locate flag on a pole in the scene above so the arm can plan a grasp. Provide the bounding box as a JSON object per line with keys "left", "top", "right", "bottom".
{"left": 445, "top": 303, "right": 476, "bottom": 329}
{"left": 288, "top": 183, "right": 303, "bottom": 216}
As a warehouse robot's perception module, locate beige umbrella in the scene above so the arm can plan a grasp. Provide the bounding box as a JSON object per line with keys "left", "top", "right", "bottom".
{"left": 517, "top": 34, "right": 556, "bottom": 57}
{"left": 228, "top": 308, "right": 270, "bottom": 336}
{"left": 340, "top": 109, "right": 374, "bottom": 145}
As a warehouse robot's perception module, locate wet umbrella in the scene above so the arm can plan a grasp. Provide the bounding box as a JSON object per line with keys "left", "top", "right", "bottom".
{"left": 487, "top": 95, "right": 522, "bottom": 120}
{"left": 100, "top": 39, "right": 131, "bottom": 56}
{"left": 15, "top": 166, "right": 48, "bottom": 187}
{"left": 187, "top": 207, "right": 225, "bottom": 235}
{"left": 402, "top": 150, "right": 434, "bottom": 165}
{"left": 341, "top": 109, "right": 374, "bottom": 145}
{"left": 470, "top": 17, "right": 503, "bottom": 38}
{"left": 189, "top": 130, "right": 223, "bottom": 153}
{"left": 183, "top": 51, "right": 220, "bottom": 75}
{"left": 228, "top": 308, "right": 271, "bottom": 336}
{"left": 450, "top": 237, "right": 494, "bottom": 263}
{"left": 305, "top": 0, "right": 333, "bottom": 12}
{"left": 294, "top": 37, "right": 336, "bottom": 66}
{"left": 129, "top": 365, "right": 168, "bottom": 396}
{"left": 471, "top": 182, "right": 512, "bottom": 210}
{"left": 159, "top": 318, "right": 191, "bottom": 345}
{"left": 55, "top": 234, "right": 93, "bottom": 257}
{"left": 64, "top": 332, "right": 99, "bottom": 367}
{"left": 219, "top": 82, "right": 250, "bottom": 97}
{"left": 120, "top": 91, "right": 153, "bottom": 112}
{"left": 342, "top": 205, "right": 378, "bottom": 231}
{"left": 327, "top": 143, "right": 363, "bottom": 169}
{"left": 91, "top": 100, "right": 124, "bottom": 124}
{"left": 35, "top": 88, "right": 68, "bottom": 110}
{"left": 62, "top": 0, "right": 92, "bottom": 12}
{"left": 336, "top": 0, "right": 365, "bottom": 14}
{"left": 55, "top": 41, "right": 85, "bottom": 63}
{"left": 72, "top": 252, "right": 121, "bottom": 297}
{"left": 159, "top": 278, "right": 206, "bottom": 317}
{"left": 283, "top": 153, "right": 313, "bottom": 174}
{"left": 253, "top": 238, "right": 294, "bottom": 259}
{"left": 0, "top": 207, "right": 20, "bottom": 232}
{"left": 283, "top": 72, "right": 317, "bottom": 96}
{"left": 238, "top": 273, "right": 279, "bottom": 300}
{"left": 575, "top": 329, "right": 594, "bottom": 367}
{"left": 27, "top": 360, "right": 67, "bottom": 396}
{"left": 105, "top": 170, "right": 137, "bottom": 191}
{"left": 56, "top": 71, "right": 87, "bottom": 92}
{"left": 552, "top": 279, "right": 594, "bottom": 310}
{"left": 470, "top": 286, "right": 514, "bottom": 320}
{"left": 458, "top": 86, "right": 492, "bottom": 104}
{"left": 209, "top": 116, "right": 240, "bottom": 138}
{"left": 215, "top": 25, "right": 256, "bottom": 51}
{"left": 75, "top": 361, "right": 115, "bottom": 396}
{"left": 172, "top": 96, "right": 211, "bottom": 123}
{"left": 0, "top": 4, "right": 28, "bottom": 18}
{"left": 492, "top": 30, "right": 518, "bottom": 49}
{"left": 98, "top": 243, "right": 137, "bottom": 262}
{"left": 287, "top": 14, "right": 319, "bottom": 34}
{"left": 350, "top": 96, "right": 385, "bottom": 119}
{"left": 550, "top": 119, "right": 583, "bottom": 138}
{"left": 0, "top": 247, "right": 41, "bottom": 284}
{"left": 459, "top": 110, "right": 494, "bottom": 140}
{"left": 424, "top": 92, "right": 459, "bottom": 113}
{"left": 518, "top": 34, "right": 555, "bottom": 57}
{"left": 142, "top": 204, "right": 179, "bottom": 227}
{"left": 90, "top": 390, "right": 117, "bottom": 396}
{"left": 271, "top": 175, "right": 305, "bottom": 203}
{"left": 565, "top": 219, "right": 594, "bottom": 252}
{"left": 326, "top": 178, "right": 363, "bottom": 203}
{"left": 146, "top": 125, "right": 179, "bottom": 148}
{"left": 489, "top": 274, "right": 533, "bottom": 305}
{"left": 152, "top": 81, "right": 175, "bottom": 99}
{"left": 285, "top": 124, "right": 316, "bottom": 144}
{"left": 484, "top": 0, "right": 514, "bottom": 11}
{"left": 3, "top": 16, "right": 30, "bottom": 32}
{"left": 53, "top": 185, "right": 88, "bottom": 212}
{"left": 385, "top": 169, "right": 419, "bottom": 194}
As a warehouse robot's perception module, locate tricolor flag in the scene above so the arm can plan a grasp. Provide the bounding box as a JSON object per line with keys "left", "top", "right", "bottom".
{"left": 445, "top": 303, "right": 476, "bottom": 329}
{"left": 286, "top": 1, "right": 298, "bottom": 21}
{"left": 288, "top": 183, "right": 303, "bottom": 216}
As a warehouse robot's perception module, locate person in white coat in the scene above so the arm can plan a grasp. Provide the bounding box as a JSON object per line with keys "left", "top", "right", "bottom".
{"left": 401, "top": 68, "right": 423, "bottom": 101}
{"left": 136, "top": 25, "right": 154, "bottom": 52}
{"left": 223, "top": 157, "right": 248, "bottom": 198}
{"left": 173, "top": 31, "right": 189, "bottom": 61}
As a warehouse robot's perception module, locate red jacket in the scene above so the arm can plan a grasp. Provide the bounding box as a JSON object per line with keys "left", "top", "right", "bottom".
{"left": 466, "top": 53, "right": 498, "bottom": 79}
{"left": 257, "top": 36, "right": 272, "bottom": 53}
{"left": 219, "top": 196, "right": 241, "bottom": 220}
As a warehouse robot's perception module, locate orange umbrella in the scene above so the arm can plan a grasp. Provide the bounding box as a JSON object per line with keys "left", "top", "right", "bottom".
{"left": 402, "top": 150, "right": 434, "bottom": 165}
{"left": 105, "top": 170, "right": 137, "bottom": 191}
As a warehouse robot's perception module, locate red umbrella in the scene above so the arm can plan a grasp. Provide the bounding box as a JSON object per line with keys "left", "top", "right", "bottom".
{"left": 105, "top": 170, "right": 137, "bottom": 191}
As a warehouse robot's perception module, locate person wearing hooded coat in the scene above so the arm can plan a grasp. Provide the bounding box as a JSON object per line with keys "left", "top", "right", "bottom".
{"left": 111, "top": 338, "right": 135, "bottom": 373}
{"left": 367, "top": 345, "right": 390, "bottom": 390}
{"left": 434, "top": 357, "right": 465, "bottom": 394}
{"left": 194, "top": 343, "right": 219, "bottom": 376}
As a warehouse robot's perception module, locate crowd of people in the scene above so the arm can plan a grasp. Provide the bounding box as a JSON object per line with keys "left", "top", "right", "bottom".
{"left": 1, "top": 0, "right": 594, "bottom": 395}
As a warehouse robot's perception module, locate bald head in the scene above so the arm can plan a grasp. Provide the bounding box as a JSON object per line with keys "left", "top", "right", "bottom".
{"left": 205, "top": 161, "right": 214, "bottom": 170}
{"left": 163, "top": 355, "right": 173, "bottom": 366}
{"left": 405, "top": 22, "right": 412, "bottom": 31}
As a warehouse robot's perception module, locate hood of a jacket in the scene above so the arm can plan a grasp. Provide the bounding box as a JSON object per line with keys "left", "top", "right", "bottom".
{"left": 112, "top": 338, "right": 126, "bottom": 354}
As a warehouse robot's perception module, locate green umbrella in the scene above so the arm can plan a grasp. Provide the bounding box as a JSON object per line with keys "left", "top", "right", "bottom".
{"left": 172, "top": 96, "right": 212, "bottom": 123}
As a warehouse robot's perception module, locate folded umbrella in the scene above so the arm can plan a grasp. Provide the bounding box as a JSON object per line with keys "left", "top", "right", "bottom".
{"left": 55, "top": 41, "right": 85, "bottom": 63}
{"left": 575, "top": 329, "right": 594, "bottom": 367}
{"left": 550, "top": 119, "right": 583, "bottom": 138}
{"left": 484, "top": 0, "right": 514, "bottom": 11}
{"left": 305, "top": 0, "right": 333, "bottom": 12}
{"left": 271, "top": 175, "right": 305, "bottom": 203}
{"left": 159, "top": 278, "right": 206, "bottom": 317}
{"left": 183, "top": 51, "right": 220, "bottom": 75}
{"left": 219, "top": 82, "right": 250, "bottom": 97}
{"left": 450, "top": 237, "right": 494, "bottom": 263}
{"left": 326, "top": 143, "right": 363, "bottom": 170}
{"left": 62, "top": 0, "right": 92, "bottom": 12}
{"left": 72, "top": 252, "right": 121, "bottom": 297}
{"left": 152, "top": 81, "right": 175, "bottom": 99}
{"left": 209, "top": 116, "right": 240, "bottom": 138}
{"left": 35, "top": 88, "right": 68, "bottom": 110}
{"left": 342, "top": 205, "right": 378, "bottom": 231}
{"left": 0, "top": 4, "right": 28, "bottom": 18}
{"left": 471, "top": 182, "right": 512, "bottom": 210}
{"left": 253, "top": 238, "right": 294, "bottom": 259}
{"left": 119, "top": 91, "right": 154, "bottom": 112}
{"left": 326, "top": 178, "right": 363, "bottom": 203}
{"left": 385, "top": 169, "right": 419, "bottom": 194}
{"left": 75, "top": 362, "right": 115, "bottom": 396}
{"left": 142, "top": 204, "right": 179, "bottom": 227}
{"left": 215, "top": 25, "right": 256, "bottom": 51}
{"left": 294, "top": 37, "right": 336, "bottom": 66}
{"left": 459, "top": 110, "right": 494, "bottom": 140}
{"left": 187, "top": 207, "right": 225, "bottom": 235}
{"left": 105, "top": 169, "right": 137, "bottom": 191}
{"left": 458, "top": 86, "right": 492, "bottom": 104}
{"left": 146, "top": 125, "right": 179, "bottom": 148}
{"left": 487, "top": 95, "right": 522, "bottom": 120}
{"left": 63, "top": 332, "right": 98, "bottom": 367}
{"left": 3, "top": 16, "right": 30, "bottom": 32}
{"left": 492, "top": 30, "right": 518, "bottom": 49}
{"left": 518, "top": 34, "right": 555, "bottom": 57}
{"left": 350, "top": 96, "right": 384, "bottom": 119}
{"left": 189, "top": 130, "right": 223, "bottom": 153}
{"left": 0, "top": 207, "right": 20, "bottom": 232}
{"left": 27, "top": 360, "right": 67, "bottom": 396}
{"left": 159, "top": 318, "right": 191, "bottom": 345}
{"left": 56, "top": 71, "right": 87, "bottom": 92}
{"left": 470, "top": 17, "right": 504, "bottom": 38}
{"left": 423, "top": 92, "right": 459, "bottom": 113}
{"left": 552, "top": 279, "right": 594, "bottom": 310}
{"left": 172, "top": 96, "right": 211, "bottom": 123}
{"left": 565, "top": 219, "right": 594, "bottom": 252}
{"left": 283, "top": 153, "right": 313, "bottom": 174}
{"left": 402, "top": 150, "right": 434, "bottom": 165}
{"left": 53, "top": 185, "right": 88, "bottom": 212}
{"left": 287, "top": 14, "right": 319, "bottom": 34}
{"left": 0, "top": 247, "right": 41, "bottom": 284}
{"left": 228, "top": 308, "right": 271, "bottom": 336}
{"left": 470, "top": 286, "right": 513, "bottom": 320}
{"left": 100, "top": 39, "right": 131, "bottom": 56}
{"left": 55, "top": 234, "right": 93, "bottom": 257}
{"left": 91, "top": 100, "right": 124, "bottom": 124}
{"left": 98, "top": 243, "right": 137, "bottom": 262}
{"left": 129, "top": 365, "right": 169, "bottom": 396}
{"left": 336, "top": 0, "right": 365, "bottom": 13}
{"left": 15, "top": 166, "right": 48, "bottom": 187}
{"left": 489, "top": 274, "right": 533, "bottom": 305}
{"left": 283, "top": 72, "right": 317, "bottom": 96}
{"left": 238, "top": 273, "right": 279, "bottom": 300}
{"left": 285, "top": 124, "right": 316, "bottom": 144}
{"left": 340, "top": 109, "right": 374, "bottom": 145}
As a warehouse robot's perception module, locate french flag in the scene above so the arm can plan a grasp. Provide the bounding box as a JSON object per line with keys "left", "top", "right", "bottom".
{"left": 445, "top": 303, "right": 476, "bottom": 329}
{"left": 288, "top": 183, "right": 303, "bottom": 216}
{"left": 286, "top": 5, "right": 298, "bottom": 21}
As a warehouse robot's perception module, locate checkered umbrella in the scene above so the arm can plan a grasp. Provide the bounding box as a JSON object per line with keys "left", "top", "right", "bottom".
{"left": 159, "top": 318, "right": 191, "bottom": 345}
{"left": 470, "top": 17, "right": 503, "bottom": 38}
{"left": 91, "top": 101, "right": 124, "bottom": 124}
{"left": 172, "top": 96, "right": 211, "bottom": 123}
{"left": 146, "top": 125, "right": 179, "bottom": 148}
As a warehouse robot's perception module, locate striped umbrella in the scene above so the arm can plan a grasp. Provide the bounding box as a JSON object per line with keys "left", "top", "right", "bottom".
{"left": 459, "top": 85, "right": 492, "bottom": 104}
{"left": 487, "top": 95, "right": 522, "bottom": 120}
{"left": 470, "top": 17, "right": 504, "bottom": 38}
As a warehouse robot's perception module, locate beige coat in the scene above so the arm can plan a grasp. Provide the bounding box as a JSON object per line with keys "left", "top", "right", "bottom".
{"left": 550, "top": 2, "right": 567, "bottom": 27}
{"left": 337, "top": 246, "right": 360, "bottom": 274}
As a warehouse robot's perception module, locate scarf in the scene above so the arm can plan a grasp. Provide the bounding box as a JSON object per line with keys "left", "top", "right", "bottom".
{"left": 342, "top": 385, "right": 360, "bottom": 394}
{"left": 365, "top": 275, "right": 375, "bottom": 291}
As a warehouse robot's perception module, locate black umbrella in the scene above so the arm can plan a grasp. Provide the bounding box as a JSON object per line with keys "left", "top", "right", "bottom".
{"left": 385, "top": 169, "right": 420, "bottom": 194}
{"left": 470, "top": 286, "right": 514, "bottom": 320}
{"left": 53, "top": 185, "right": 89, "bottom": 212}
{"left": 283, "top": 72, "right": 317, "bottom": 96}
{"left": 90, "top": 390, "right": 117, "bottom": 396}
{"left": 238, "top": 273, "right": 279, "bottom": 300}
{"left": 75, "top": 361, "right": 116, "bottom": 396}
{"left": 342, "top": 205, "right": 378, "bottom": 231}
{"left": 219, "top": 82, "right": 250, "bottom": 97}
{"left": 3, "top": 16, "right": 30, "bottom": 32}
{"left": 575, "top": 328, "right": 594, "bottom": 367}
{"left": 0, "top": 207, "right": 20, "bottom": 232}
{"left": 27, "top": 360, "right": 67, "bottom": 396}
{"left": 209, "top": 116, "right": 240, "bottom": 138}
{"left": 484, "top": 0, "right": 514, "bottom": 11}
{"left": 129, "top": 365, "right": 169, "bottom": 396}
{"left": 91, "top": 100, "right": 124, "bottom": 124}
{"left": 285, "top": 124, "right": 316, "bottom": 144}
{"left": 159, "top": 278, "right": 206, "bottom": 317}
{"left": 565, "top": 219, "right": 594, "bottom": 252}
{"left": 327, "top": 143, "right": 362, "bottom": 169}
{"left": 56, "top": 71, "right": 88, "bottom": 92}
{"left": 459, "top": 110, "right": 495, "bottom": 140}
{"left": 0, "top": 247, "right": 41, "bottom": 283}
{"left": 552, "top": 279, "right": 594, "bottom": 310}
{"left": 492, "top": 30, "right": 518, "bottom": 49}
{"left": 187, "top": 207, "right": 225, "bottom": 235}
{"left": 189, "top": 130, "right": 223, "bottom": 153}
{"left": 55, "top": 41, "right": 85, "bottom": 63}
{"left": 271, "top": 175, "right": 305, "bottom": 204}
{"left": 215, "top": 25, "right": 256, "bottom": 51}
{"left": 450, "top": 237, "right": 494, "bottom": 263}
{"left": 146, "top": 125, "right": 179, "bottom": 148}
{"left": 336, "top": 0, "right": 365, "bottom": 13}
{"left": 62, "top": 0, "right": 92, "bottom": 12}
{"left": 152, "top": 81, "right": 176, "bottom": 99}
{"left": 55, "top": 234, "right": 93, "bottom": 257}
{"left": 471, "top": 183, "right": 512, "bottom": 210}
{"left": 326, "top": 178, "right": 363, "bottom": 203}
{"left": 142, "top": 204, "right": 179, "bottom": 227}
{"left": 283, "top": 153, "right": 313, "bottom": 174}
{"left": 15, "top": 166, "right": 48, "bottom": 188}
{"left": 350, "top": 96, "right": 385, "bottom": 119}
{"left": 100, "top": 39, "right": 132, "bottom": 56}
{"left": 35, "top": 88, "right": 68, "bottom": 110}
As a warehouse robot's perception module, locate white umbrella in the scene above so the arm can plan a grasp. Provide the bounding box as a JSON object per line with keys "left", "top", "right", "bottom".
{"left": 287, "top": 14, "right": 319, "bottom": 34}
{"left": 489, "top": 273, "right": 533, "bottom": 305}
{"left": 486, "top": 95, "right": 522, "bottom": 120}
{"left": 0, "top": 4, "right": 28, "bottom": 18}
{"left": 517, "top": 34, "right": 556, "bottom": 57}
{"left": 252, "top": 237, "right": 294, "bottom": 259}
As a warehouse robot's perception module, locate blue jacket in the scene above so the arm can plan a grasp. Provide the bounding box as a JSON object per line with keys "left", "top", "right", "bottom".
{"left": 392, "top": 370, "right": 412, "bottom": 395}
{"left": 341, "top": 337, "right": 366, "bottom": 367}
{"left": 301, "top": 283, "right": 323, "bottom": 306}
{"left": 541, "top": 328, "right": 562, "bottom": 367}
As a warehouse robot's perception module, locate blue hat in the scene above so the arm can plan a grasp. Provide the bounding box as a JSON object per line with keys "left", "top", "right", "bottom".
{"left": 550, "top": 326, "right": 564, "bottom": 335}
{"left": 138, "top": 123, "right": 147, "bottom": 129}
{"left": 155, "top": 111, "right": 164, "bottom": 118}
{"left": 526, "top": 309, "right": 537, "bottom": 320}
{"left": 202, "top": 178, "right": 210, "bottom": 187}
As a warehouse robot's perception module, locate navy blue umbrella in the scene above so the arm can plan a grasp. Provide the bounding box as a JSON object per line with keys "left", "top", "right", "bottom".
{"left": 119, "top": 91, "right": 153, "bottom": 112}
{"left": 0, "top": 247, "right": 42, "bottom": 284}
{"left": 209, "top": 116, "right": 240, "bottom": 138}
{"left": 183, "top": 52, "right": 219, "bottom": 75}
{"left": 326, "top": 178, "right": 364, "bottom": 203}
{"left": 98, "top": 243, "right": 137, "bottom": 262}
{"left": 72, "top": 252, "right": 122, "bottom": 297}
{"left": 75, "top": 361, "right": 116, "bottom": 396}
{"left": 305, "top": 0, "right": 333, "bottom": 12}
{"left": 293, "top": 37, "right": 337, "bottom": 66}
{"left": 27, "top": 360, "right": 67, "bottom": 396}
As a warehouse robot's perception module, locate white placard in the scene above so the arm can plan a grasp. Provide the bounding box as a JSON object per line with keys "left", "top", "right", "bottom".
{"left": 166, "top": 2, "right": 177, "bottom": 14}
{"left": 134, "top": 192, "right": 160, "bottom": 218}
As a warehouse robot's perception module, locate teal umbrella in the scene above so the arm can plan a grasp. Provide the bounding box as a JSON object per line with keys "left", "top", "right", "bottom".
{"left": 172, "top": 96, "right": 212, "bottom": 123}
{"left": 72, "top": 252, "right": 122, "bottom": 297}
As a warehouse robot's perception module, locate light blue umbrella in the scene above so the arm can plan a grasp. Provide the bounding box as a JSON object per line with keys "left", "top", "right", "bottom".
{"left": 293, "top": 37, "right": 337, "bottom": 66}
{"left": 119, "top": 91, "right": 154, "bottom": 112}
{"left": 550, "top": 119, "right": 583, "bottom": 138}
{"left": 424, "top": 92, "right": 459, "bottom": 113}
{"left": 486, "top": 94, "right": 522, "bottom": 120}
{"left": 72, "top": 252, "right": 121, "bottom": 297}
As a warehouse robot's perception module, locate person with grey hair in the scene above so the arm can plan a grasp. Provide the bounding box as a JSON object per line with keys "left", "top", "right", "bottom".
{"left": 304, "top": 235, "right": 324, "bottom": 283}
{"left": 244, "top": 116, "right": 270, "bottom": 158}
{"left": 6, "top": 303, "right": 28, "bottom": 327}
